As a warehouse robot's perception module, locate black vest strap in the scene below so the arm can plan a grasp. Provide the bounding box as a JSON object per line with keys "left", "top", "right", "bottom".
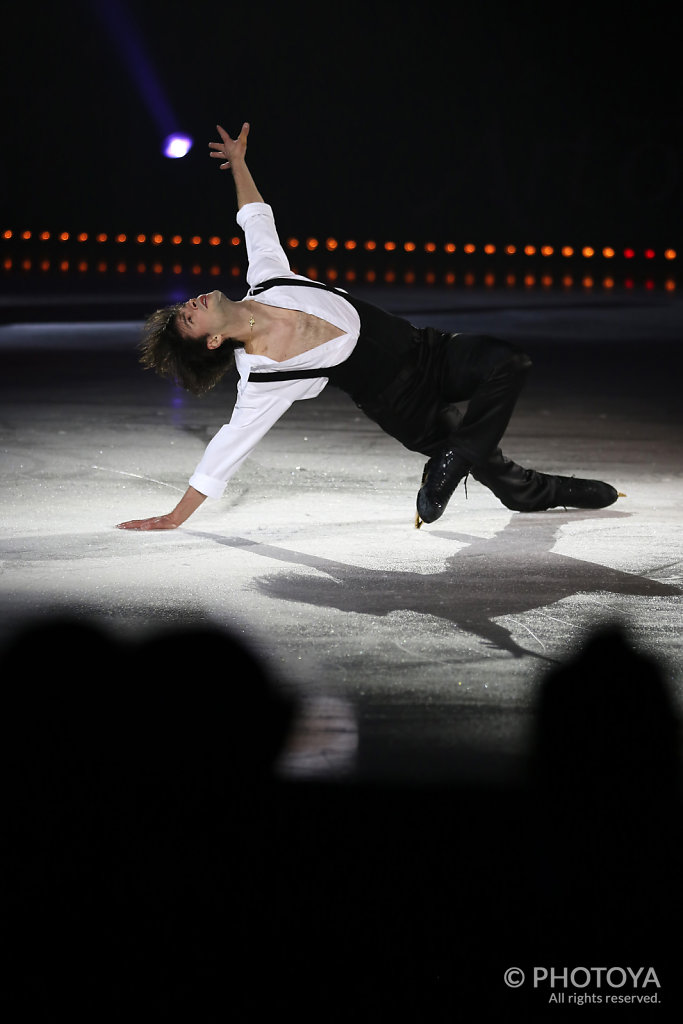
{"left": 248, "top": 367, "right": 333, "bottom": 382}
{"left": 248, "top": 277, "right": 349, "bottom": 297}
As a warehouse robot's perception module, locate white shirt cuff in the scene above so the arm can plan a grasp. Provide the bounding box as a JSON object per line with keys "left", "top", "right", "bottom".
{"left": 188, "top": 472, "right": 226, "bottom": 500}
{"left": 236, "top": 201, "right": 273, "bottom": 227}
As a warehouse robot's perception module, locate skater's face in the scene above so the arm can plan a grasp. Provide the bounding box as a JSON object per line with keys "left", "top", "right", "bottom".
{"left": 176, "top": 290, "right": 226, "bottom": 346}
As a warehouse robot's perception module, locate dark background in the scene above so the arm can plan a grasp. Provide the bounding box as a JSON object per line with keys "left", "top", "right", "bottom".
{"left": 1, "top": 0, "right": 681, "bottom": 247}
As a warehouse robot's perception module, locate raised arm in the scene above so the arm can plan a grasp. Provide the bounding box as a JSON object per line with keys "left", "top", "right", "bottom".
{"left": 209, "top": 122, "right": 263, "bottom": 209}
{"left": 117, "top": 121, "right": 263, "bottom": 532}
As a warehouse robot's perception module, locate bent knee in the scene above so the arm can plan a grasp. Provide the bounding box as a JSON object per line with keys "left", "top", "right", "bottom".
{"left": 505, "top": 349, "right": 532, "bottom": 374}
{"left": 480, "top": 338, "right": 532, "bottom": 377}
{"left": 484, "top": 348, "right": 532, "bottom": 388}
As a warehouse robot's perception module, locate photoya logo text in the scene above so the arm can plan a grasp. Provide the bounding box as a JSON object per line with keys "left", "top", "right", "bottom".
{"left": 505, "top": 965, "right": 661, "bottom": 990}
{"left": 533, "top": 967, "right": 660, "bottom": 989}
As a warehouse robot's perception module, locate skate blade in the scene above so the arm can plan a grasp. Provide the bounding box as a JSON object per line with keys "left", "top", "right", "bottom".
{"left": 617, "top": 492, "right": 627, "bottom": 497}
{"left": 415, "top": 511, "right": 423, "bottom": 529}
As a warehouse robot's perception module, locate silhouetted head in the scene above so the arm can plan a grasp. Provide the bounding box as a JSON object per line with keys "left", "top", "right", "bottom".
{"left": 531, "top": 624, "right": 680, "bottom": 807}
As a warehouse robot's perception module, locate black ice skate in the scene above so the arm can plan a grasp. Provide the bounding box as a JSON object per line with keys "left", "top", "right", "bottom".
{"left": 415, "top": 448, "right": 469, "bottom": 528}
{"left": 543, "top": 475, "right": 623, "bottom": 510}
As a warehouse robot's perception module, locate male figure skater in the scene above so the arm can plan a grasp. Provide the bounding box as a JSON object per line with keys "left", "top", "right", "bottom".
{"left": 117, "top": 122, "right": 619, "bottom": 532}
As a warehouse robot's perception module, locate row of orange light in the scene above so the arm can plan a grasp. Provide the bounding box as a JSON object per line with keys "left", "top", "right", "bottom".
{"left": 292, "top": 239, "right": 677, "bottom": 260}
{"left": 2, "top": 257, "right": 676, "bottom": 291}
{"left": 2, "top": 229, "right": 228, "bottom": 247}
{"left": 2, "top": 229, "right": 677, "bottom": 261}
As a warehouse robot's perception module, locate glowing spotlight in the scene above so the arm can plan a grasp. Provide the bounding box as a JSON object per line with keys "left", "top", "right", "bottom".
{"left": 163, "top": 133, "right": 193, "bottom": 159}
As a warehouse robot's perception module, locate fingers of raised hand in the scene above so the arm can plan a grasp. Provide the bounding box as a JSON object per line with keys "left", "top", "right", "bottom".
{"left": 209, "top": 151, "right": 230, "bottom": 167}
{"left": 209, "top": 123, "right": 248, "bottom": 168}
{"left": 207, "top": 141, "right": 229, "bottom": 169}
{"left": 211, "top": 123, "right": 248, "bottom": 150}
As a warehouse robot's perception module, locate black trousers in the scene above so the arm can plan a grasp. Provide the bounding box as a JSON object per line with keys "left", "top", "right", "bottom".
{"left": 351, "top": 330, "right": 562, "bottom": 513}
{"left": 434, "top": 332, "right": 560, "bottom": 512}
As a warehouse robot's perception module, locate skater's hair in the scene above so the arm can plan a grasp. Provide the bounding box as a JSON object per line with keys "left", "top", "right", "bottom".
{"left": 139, "top": 304, "right": 237, "bottom": 396}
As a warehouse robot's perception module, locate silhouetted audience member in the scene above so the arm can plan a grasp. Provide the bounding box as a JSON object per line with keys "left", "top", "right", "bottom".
{"left": 532, "top": 623, "right": 679, "bottom": 805}
{"left": 2, "top": 614, "right": 296, "bottom": 1018}
{"left": 524, "top": 624, "right": 681, "bottom": 968}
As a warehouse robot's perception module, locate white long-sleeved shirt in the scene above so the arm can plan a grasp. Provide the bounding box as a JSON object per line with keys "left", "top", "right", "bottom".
{"left": 189, "top": 203, "right": 361, "bottom": 499}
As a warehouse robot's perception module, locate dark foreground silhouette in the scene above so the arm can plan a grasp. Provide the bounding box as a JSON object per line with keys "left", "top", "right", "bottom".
{"left": 3, "top": 616, "right": 681, "bottom": 1019}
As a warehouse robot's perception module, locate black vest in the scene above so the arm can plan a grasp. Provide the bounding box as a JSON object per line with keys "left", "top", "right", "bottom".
{"left": 246, "top": 278, "right": 449, "bottom": 455}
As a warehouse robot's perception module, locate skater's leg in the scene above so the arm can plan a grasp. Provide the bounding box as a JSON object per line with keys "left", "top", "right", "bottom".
{"left": 439, "top": 334, "right": 532, "bottom": 467}
{"left": 417, "top": 335, "right": 531, "bottom": 524}
{"left": 471, "top": 449, "right": 619, "bottom": 511}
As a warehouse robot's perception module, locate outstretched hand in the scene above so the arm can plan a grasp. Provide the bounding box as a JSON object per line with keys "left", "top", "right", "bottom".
{"left": 209, "top": 122, "right": 249, "bottom": 170}
{"left": 116, "top": 487, "right": 206, "bottom": 532}
{"left": 116, "top": 515, "right": 179, "bottom": 531}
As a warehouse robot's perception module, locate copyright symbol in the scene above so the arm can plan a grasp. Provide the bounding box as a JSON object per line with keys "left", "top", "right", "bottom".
{"left": 504, "top": 967, "right": 525, "bottom": 988}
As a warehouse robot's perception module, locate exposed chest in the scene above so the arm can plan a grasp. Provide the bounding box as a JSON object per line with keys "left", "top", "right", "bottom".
{"left": 247, "top": 307, "right": 346, "bottom": 362}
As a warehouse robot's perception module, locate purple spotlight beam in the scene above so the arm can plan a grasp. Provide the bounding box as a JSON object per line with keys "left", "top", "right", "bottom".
{"left": 92, "top": 0, "right": 190, "bottom": 156}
